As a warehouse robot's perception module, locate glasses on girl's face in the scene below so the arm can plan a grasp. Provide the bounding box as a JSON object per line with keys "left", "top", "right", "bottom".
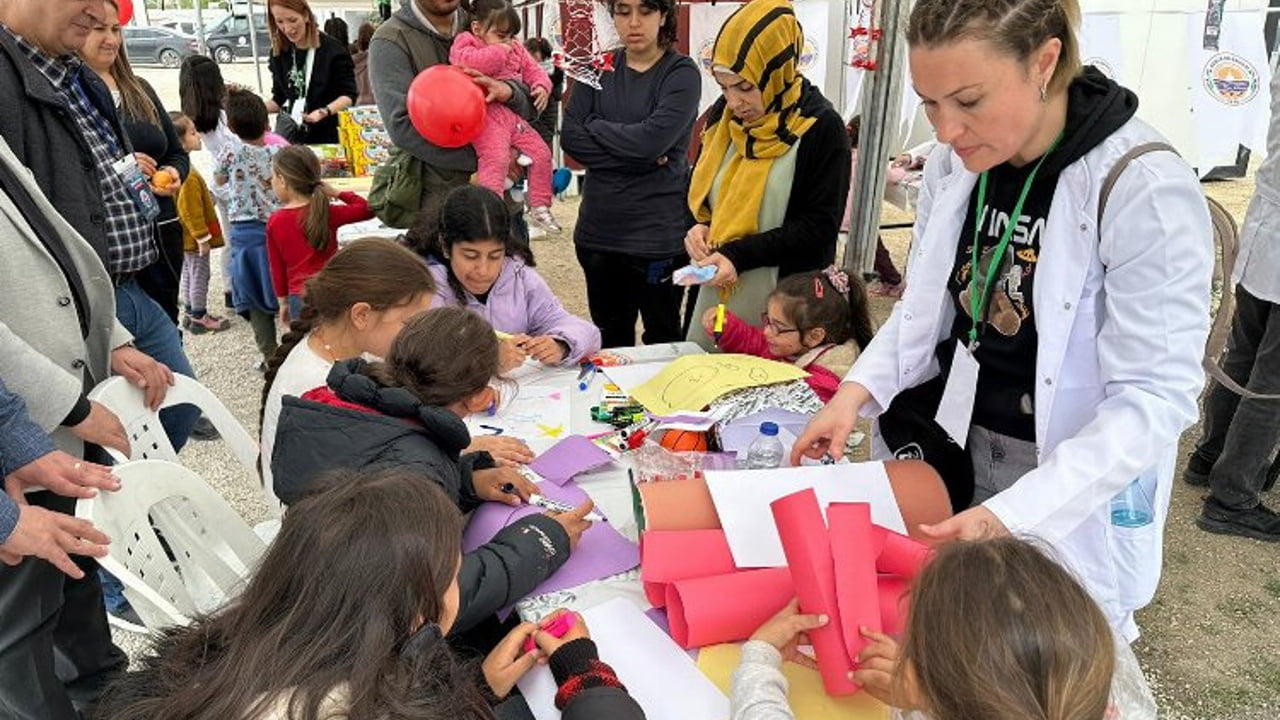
{"left": 760, "top": 314, "right": 800, "bottom": 336}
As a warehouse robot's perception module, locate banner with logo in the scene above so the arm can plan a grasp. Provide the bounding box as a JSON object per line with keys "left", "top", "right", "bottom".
{"left": 687, "top": 2, "right": 742, "bottom": 117}
{"left": 687, "top": 0, "right": 830, "bottom": 118}
{"left": 1079, "top": 13, "right": 1127, "bottom": 86}
{"left": 1188, "top": 9, "right": 1270, "bottom": 174}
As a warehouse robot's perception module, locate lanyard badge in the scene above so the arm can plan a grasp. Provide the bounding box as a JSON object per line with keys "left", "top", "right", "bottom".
{"left": 965, "top": 133, "right": 1063, "bottom": 351}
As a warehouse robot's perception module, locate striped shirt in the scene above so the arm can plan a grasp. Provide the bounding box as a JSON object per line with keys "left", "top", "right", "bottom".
{"left": 3, "top": 25, "right": 156, "bottom": 274}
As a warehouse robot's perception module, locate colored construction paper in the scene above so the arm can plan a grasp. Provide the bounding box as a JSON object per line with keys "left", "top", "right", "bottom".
{"left": 527, "top": 435, "right": 615, "bottom": 486}
{"left": 706, "top": 464, "right": 905, "bottom": 568}
{"left": 461, "top": 479, "right": 639, "bottom": 607}
{"left": 629, "top": 354, "right": 809, "bottom": 415}
{"left": 717, "top": 408, "right": 814, "bottom": 455}
{"left": 696, "top": 644, "right": 890, "bottom": 720}
{"left": 877, "top": 575, "right": 911, "bottom": 636}
{"left": 638, "top": 478, "right": 722, "bottom": 531}
{"left": 518, "top": 597, "right": 729, "bottom": 720}
{"left": 882, "top": 460, "right": 954, "bottom": 537}
{"left": 639, "top": 529, "right": 737, "bottom": 607}
{"left": 828, "top": 504, "right": 882, "bottom": 674}
{"left": 666, "top": 567, "right": 794, "bottom": 649}
{"left": 875, "top": 529, "right": 932, "bottom": 581}
{"left": 772, "top": 489, "right": 858, "bottom": 696}
{"left": 652, "top": 411, "right": 721, "bottom": 431}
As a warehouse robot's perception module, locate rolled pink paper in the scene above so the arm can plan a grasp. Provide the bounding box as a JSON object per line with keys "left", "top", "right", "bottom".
{"left": 876, "top": 530, "right": 932, "bottom": 581}
{"left": 828, "top": 503, "right": 882, "bottom": 679}
{"left": 665, "top": 567, "right": 794, "bottom": 649}
{"left": 639, "top": 529, "right": 737, "bottom": 608}
{"left": 878, "top": 575, "right": 911, "bottom": 636}
{"left": 771, "top": 488, "right": 859, "bottom": 696}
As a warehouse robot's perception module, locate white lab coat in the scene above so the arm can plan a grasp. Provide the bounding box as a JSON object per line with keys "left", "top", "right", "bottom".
{"left": 1234, "top": 68, "right": 1280, "bottom": 304}
{"left": 846, "top": 118, "right": 1213, "bottom": 641}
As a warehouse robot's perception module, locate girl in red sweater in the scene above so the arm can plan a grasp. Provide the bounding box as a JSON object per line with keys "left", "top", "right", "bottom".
{"left": 267, "top": 145, "right": 373, "bottom": 326}
{"left": 701, "top": 266, "right": 875, "bottom": 402}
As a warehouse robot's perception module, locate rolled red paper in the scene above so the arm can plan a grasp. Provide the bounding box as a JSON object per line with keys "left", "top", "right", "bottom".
{"left": 828, "top": 503, "right": 882, "bottom": 678}
{"left": 876, "top": 530, "right": 932, "bottom": 581}
{"left": 878, "top": 575, "right": 911, "bottom": 636}
{"left": 639, "top": 529, "right": 737, "bottom": 608}
{"left": 771, "top": 488, "right": 859, "bottom": 696}
{"left": 666, "top": 567, "right": 794, "bottom": 649}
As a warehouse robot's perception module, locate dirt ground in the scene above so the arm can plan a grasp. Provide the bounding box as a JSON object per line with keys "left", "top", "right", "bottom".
{"left": 135, "top": 62, "right": 1279, "bottom": 718}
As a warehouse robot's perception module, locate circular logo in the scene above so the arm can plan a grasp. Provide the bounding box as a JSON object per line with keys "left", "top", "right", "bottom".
{"left": 1203, "top": 51, "right": 1260, "bottom": 106}
{"left": 1085, "top": 57, "right": 1115, "bottom": 80}
{"left": 798, "top": 36, "right": 819, "bottom": 73}
{"left": 698, "top": 37, "right": 716, "bottom": 74}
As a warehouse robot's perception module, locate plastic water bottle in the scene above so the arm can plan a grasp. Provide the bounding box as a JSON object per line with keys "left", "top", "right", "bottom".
{"left": 745, "top": 422, "right": 785, "bottom": 470}
{"left": 1110, "top": 474, "right": 1154, "bottom": 528}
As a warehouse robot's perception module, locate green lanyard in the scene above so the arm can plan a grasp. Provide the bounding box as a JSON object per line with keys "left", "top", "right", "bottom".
{"left": 966, "top": 134, "right": 1062, "bottom": 350}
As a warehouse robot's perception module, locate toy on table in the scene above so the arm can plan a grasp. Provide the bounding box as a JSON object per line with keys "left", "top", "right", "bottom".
{"left": 672, "top": 263, "right": 717, "bottom": 286}
{"left": 523, "top": 612, "right": 577, "bottom": 653}
{"left": 660, "top": 429, "right": 710, "bottom": 453}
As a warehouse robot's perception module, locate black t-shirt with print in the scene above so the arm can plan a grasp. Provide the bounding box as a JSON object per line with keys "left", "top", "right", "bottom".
{"left": 935, "top": 67, "right": 1139, "bottom": 442}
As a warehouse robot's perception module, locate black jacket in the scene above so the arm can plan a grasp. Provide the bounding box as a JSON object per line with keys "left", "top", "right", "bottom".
{"left": 272, "top": 360, "right": 572, "bottom": 632}
{"left": 268, "top": 32, "right": 358, "bottom": 144}
{"left": 702, "top": 80, "right": 851, "bottom": 279}
{"left": 0, "top": 30, "right": 130, "bottom": 270}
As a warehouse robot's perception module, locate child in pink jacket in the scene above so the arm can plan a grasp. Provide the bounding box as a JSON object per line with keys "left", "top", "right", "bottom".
{"left": 450, "top": 0, "right": 559, "bottom": 234}
{"left": 700, "top": 268, "right": 875, "bottom": 403}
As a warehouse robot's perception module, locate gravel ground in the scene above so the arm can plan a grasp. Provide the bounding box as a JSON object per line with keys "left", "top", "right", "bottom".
{"left": 117, "top": 63, "right": 1280, "bottom": 718}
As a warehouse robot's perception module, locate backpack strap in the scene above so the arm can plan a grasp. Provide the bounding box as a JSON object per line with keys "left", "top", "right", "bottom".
{"left": 1098, "top": 141, "right": 1277, "bottom": 400}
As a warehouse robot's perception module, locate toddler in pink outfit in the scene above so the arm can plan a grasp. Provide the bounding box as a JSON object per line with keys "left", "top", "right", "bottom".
{"left": 451, "top": 0, "right": 560, "bottom": 233}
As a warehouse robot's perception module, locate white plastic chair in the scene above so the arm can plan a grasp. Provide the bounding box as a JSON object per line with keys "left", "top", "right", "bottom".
{"left": 76, "top": 460, "right": 267, "bottom": 630}
{"left": 88, "top": 374, "right": 282, "bottom": 516}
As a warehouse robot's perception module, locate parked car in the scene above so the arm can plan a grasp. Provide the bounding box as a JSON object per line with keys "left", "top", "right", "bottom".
{"left": 205, "top": 12, "right": 272, "bottom": 64}
{"left": 123, "top": 26, "right": 200, "bottom": 68}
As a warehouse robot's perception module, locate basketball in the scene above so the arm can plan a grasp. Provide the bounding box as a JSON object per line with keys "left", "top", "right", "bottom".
{"left": 660, "top": 429, "right": 709, "bottom": 453}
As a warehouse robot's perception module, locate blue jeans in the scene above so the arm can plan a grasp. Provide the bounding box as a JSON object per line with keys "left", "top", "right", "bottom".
{"left": 113, "top": 279, "right": 199, "bottom": 452}
{"left": 288, "top": 293, "right": 303, "bottom": 319}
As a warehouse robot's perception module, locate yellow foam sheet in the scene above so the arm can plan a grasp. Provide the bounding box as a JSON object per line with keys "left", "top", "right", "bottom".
{"left": 629, "top": 354, "right": 808, "bottom": 415}
{"left": 697, "top": 644, "right": 889, "bottom": 720}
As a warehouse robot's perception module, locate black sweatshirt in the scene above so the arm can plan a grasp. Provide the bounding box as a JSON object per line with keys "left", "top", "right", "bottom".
{"left": 563, "top": 48, "right": 700, "bottom": 259}
{"left": 268, "top": 31, "right": 358, "bottom": 145}
{"left": 940, "top": 68, "right": 1138, "bottom": 440}
{"left": 704, "top": 81, "right": 852, "bottom": 280}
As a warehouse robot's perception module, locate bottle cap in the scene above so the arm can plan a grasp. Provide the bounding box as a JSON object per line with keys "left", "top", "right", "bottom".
{"left": 760, "top": 422, "right": 779, "bottom": 437}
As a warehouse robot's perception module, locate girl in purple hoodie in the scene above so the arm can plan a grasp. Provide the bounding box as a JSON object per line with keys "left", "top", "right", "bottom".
{"left": 409, "top": 186, "right": 602, "bottom": 370}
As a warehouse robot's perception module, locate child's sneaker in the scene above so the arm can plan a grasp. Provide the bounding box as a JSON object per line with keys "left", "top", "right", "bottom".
{"left": 529, "top": 206, "right": 561, "bottom": 235}
{"left": 517, "top": 153, "right": 534, "bottom": 167}
{"left": 188, "top": 314, "right": 230, "bottom": 334}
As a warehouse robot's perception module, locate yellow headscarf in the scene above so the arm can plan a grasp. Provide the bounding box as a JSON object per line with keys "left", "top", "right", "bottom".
{"left": 687, "top": 0, "right": 819, "bottom": 248}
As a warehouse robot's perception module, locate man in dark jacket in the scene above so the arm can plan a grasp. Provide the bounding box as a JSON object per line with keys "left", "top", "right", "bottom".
{"left": 369, "top": 0, "right": 533, "bottom": 239}
{"left": 272, "top": 359, "right": 580, "bottom": 633}
{"left": 0, "top": 0, "right": 199, "bottom": 452}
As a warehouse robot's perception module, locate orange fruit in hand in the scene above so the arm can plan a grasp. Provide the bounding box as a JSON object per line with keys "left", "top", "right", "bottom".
{"left": 151, "top": 171, "right": 174, "bottom": 191}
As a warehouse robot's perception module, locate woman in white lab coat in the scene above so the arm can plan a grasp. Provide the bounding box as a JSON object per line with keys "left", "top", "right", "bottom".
{"left": 793, "top": 0, "right": 1213, "bottom": 641}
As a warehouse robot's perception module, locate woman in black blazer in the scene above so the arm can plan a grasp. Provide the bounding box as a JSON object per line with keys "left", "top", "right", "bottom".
{"left": 265, "top": 0, "right": 357, "bottom": 145}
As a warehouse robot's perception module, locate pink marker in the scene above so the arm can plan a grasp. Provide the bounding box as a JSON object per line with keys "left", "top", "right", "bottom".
{"left": 523, "top": 613, "right": 576, "bottom": 653}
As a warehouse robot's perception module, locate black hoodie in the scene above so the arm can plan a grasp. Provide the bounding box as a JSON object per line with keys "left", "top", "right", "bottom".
{"left": 272, "top": 359, "right": 572, "bottom": 633}
{"left": 942, "top": 68, "right": 1139, "bottom": 441}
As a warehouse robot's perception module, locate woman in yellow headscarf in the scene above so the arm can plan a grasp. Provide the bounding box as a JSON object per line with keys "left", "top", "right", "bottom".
{"left": 684, "top": 0, "right": 851, "bottom": 351}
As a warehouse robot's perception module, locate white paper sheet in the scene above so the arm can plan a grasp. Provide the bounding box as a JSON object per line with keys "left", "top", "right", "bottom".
{"left": 601, "top": 363, "right": 668, "bottom": 397}
{"left": 706, "top": 464, "right": 906, "bottom": 568}
{"left": 517, "top": 597, "right": 729, "bottom": 720}
{"left": 465, "top": 384, "right": 573, "bottom": 455}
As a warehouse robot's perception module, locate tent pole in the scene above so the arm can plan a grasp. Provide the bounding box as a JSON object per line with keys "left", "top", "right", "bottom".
{"left": 246, "top": 0, "right": 266, "bottom": 95}
{"left": 842, "top": 0, "right": 910, "bottom": 278}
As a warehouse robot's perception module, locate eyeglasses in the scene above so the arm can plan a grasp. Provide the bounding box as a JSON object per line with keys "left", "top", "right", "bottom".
{"left": 760, "top": 314, "right": 801, "bottom": 336}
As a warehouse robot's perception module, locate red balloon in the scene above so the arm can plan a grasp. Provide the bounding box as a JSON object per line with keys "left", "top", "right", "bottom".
{"left": 406, "top": 66, "right": 486, "bottom": 149}
{"left": 116, "top": 0, "right": 134, "bottom": 26}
